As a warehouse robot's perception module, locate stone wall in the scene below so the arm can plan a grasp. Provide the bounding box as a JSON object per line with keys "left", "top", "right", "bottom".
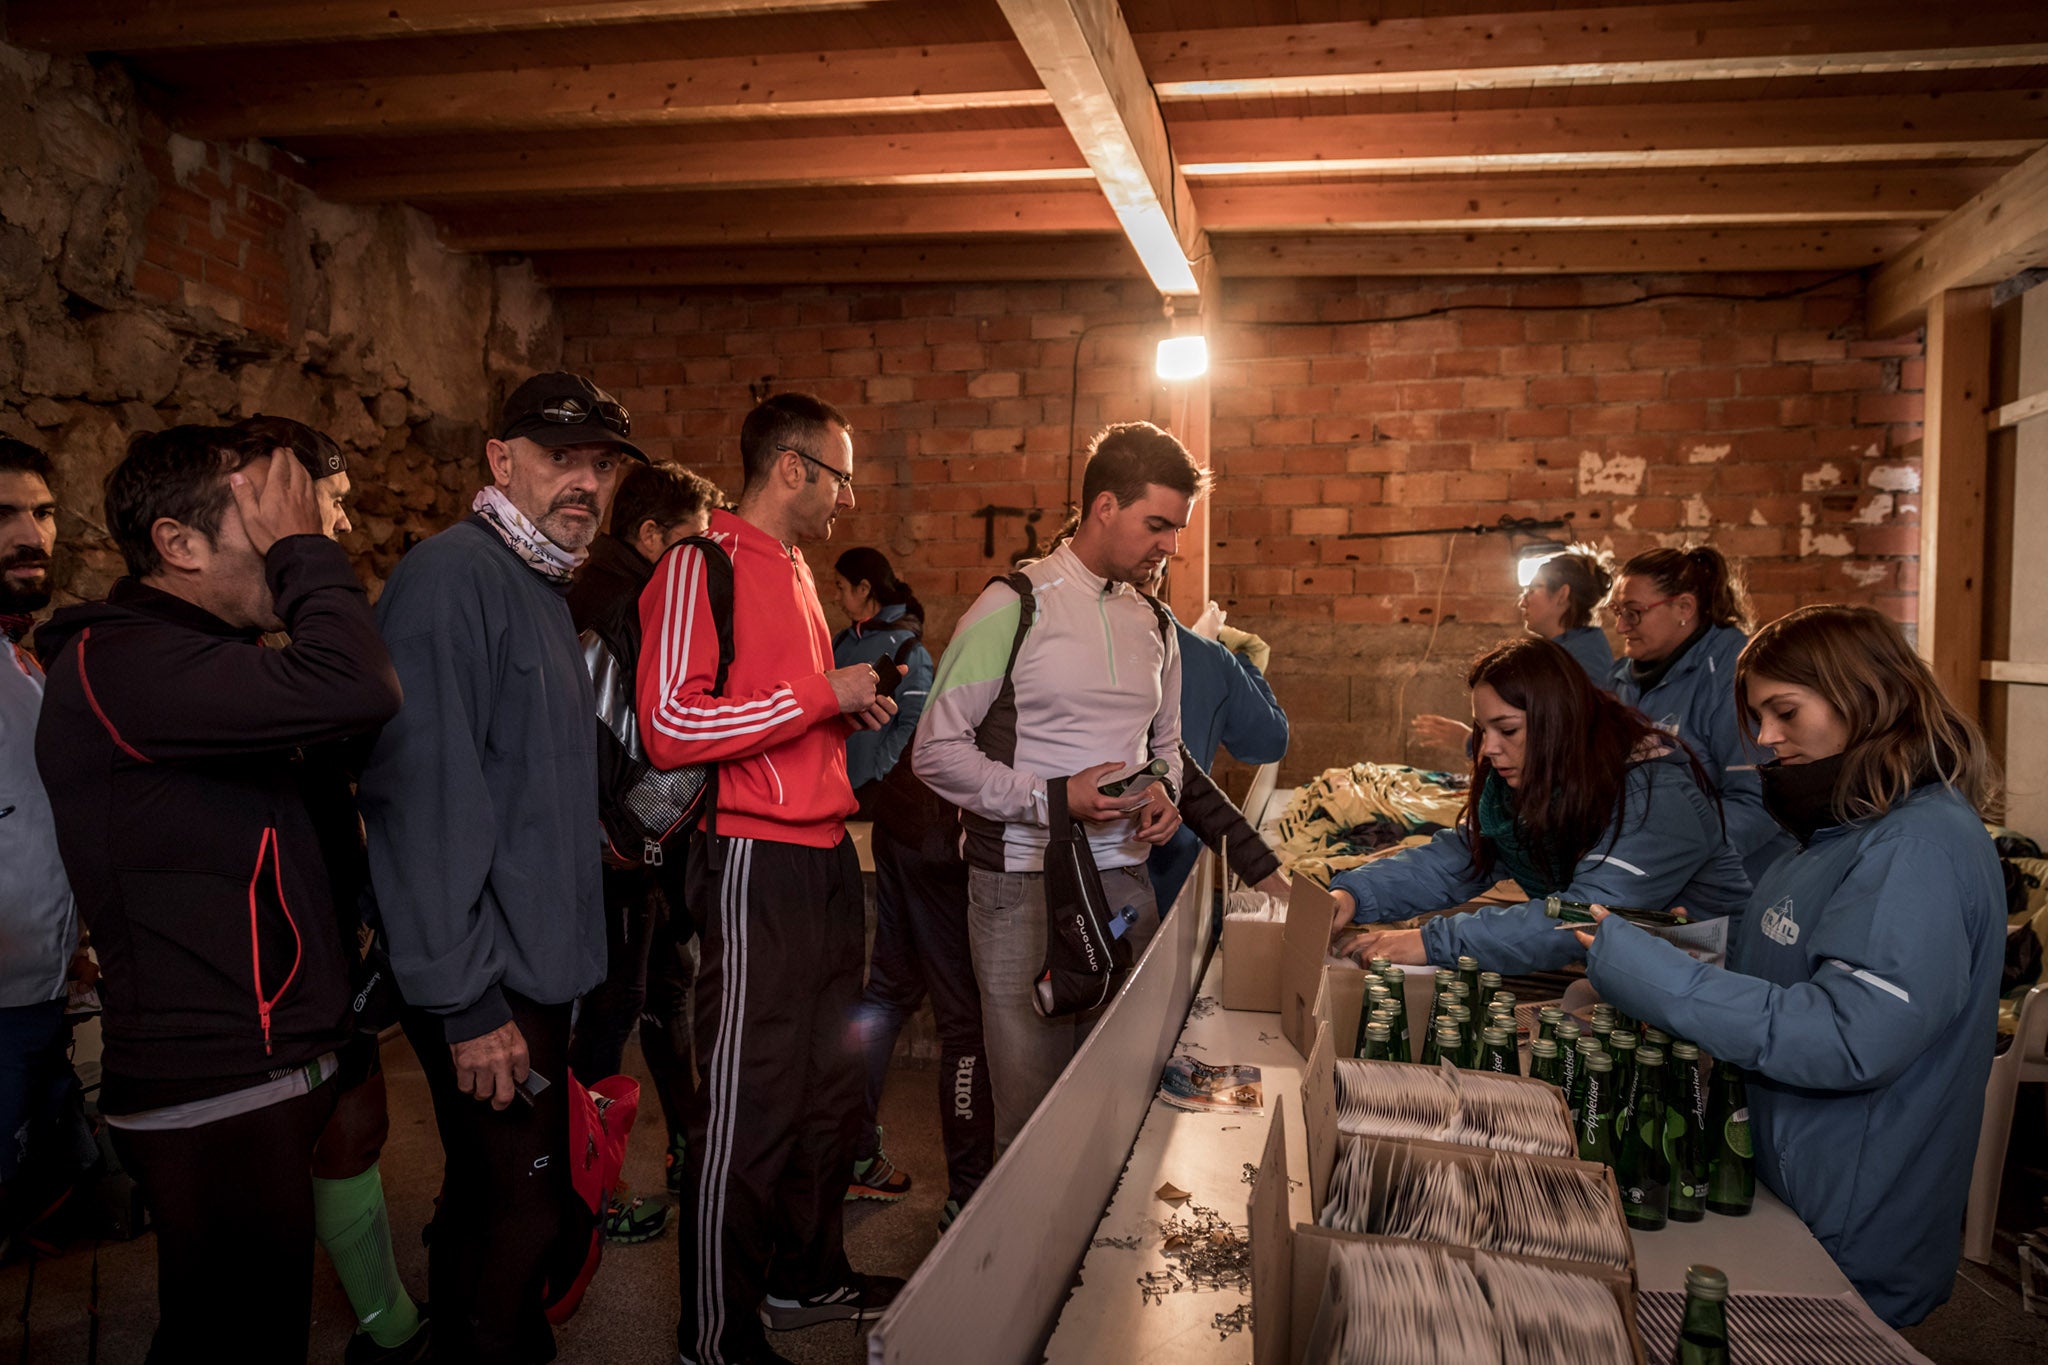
{"left": 558, "top": 275, "right": 1924, "bottom": 784}
{"left": 0, "top": 41, "right": 560, "bottom": 604}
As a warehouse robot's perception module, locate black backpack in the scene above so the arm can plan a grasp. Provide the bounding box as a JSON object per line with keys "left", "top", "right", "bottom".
{"left": 580, "top": 536, "right": 734, "bottom": 868}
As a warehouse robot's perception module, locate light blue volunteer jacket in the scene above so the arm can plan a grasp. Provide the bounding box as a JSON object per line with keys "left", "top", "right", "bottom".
{"left": 1332, "top": 746, "right": 1751, "bottom": 974}
{"left": 831, "top": 603, "right": 933, "bottom": 790}
{"left": 1611, "top": 623, "right": 1793, "bottom": 881}
{"left": 1554, "top": 625, "right": 1615, "bottom": 690}
{"left": 1584, "top": 782, "right": 2002, "bottom": 1328}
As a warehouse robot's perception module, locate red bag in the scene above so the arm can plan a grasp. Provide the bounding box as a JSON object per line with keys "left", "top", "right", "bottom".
{"left": 542, "top": 1071, "right": 640, "bottom": 1325}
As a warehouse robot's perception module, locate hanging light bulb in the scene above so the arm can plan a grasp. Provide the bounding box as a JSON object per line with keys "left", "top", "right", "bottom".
{"left": 1156, "top": 334, "right": 1208, "bottom": 380}
{"left": 1516, "top": 539, "right": 1570, "bottom": 587}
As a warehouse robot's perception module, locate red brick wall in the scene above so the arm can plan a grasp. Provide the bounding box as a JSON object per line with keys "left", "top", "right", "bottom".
{"left": 132, "top": 111, "right": 295, "bottom": 342}
{"left": 558, "top": 273, "right": 1925, "bottom": 779}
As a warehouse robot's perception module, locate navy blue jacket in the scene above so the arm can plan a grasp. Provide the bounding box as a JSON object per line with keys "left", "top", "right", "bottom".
{"left": 1554, "top": 625, "right": 1614, "bottom": 690}
{"left": 1612, "top": 623, "right": 1793, "bottom": 880}
{"left": 831, "top": 604, "right": 932, "bottom": 790}
{"left": 1586, "top": 783, "right": 2001, "bottom": 1326}
{"left": 1333, "top": 746, "right": 1751, "bottom": 974}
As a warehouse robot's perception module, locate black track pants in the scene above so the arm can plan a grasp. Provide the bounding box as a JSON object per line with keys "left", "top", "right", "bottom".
{"left": 675, "top": 833, "right": 865, "bottom": 1365}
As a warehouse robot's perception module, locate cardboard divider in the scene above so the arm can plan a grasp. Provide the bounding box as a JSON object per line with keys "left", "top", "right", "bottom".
{"left": 1279, "top": 877, "right": 1436, "bottom": 1057}
{"left": 1222, "top": 916, "right": 1285, "bottom": 1012}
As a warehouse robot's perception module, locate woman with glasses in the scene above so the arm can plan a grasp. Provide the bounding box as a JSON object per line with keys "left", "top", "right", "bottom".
{"left": 1332, "top": 635, "right": 1750, "bottom": 973}
{"left": 1577, "top": 605, "right": 2002, "bottom": 1327}
{"left": 1610, "top": 544, "right": 1792, "bottom": 878}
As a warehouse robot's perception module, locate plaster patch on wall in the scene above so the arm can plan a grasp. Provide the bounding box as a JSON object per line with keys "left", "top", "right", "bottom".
{"left": 1578, "top": 451, "right": 1647, "bottom": 496}
{"left": 1842, "top": 562, "right": 1890, "bottom": 587}
{"left": 1869, "top": 464, "right": 1921, "bottom": 493}
{"left": 1800, "top": 463, "right": 1843, "bottom": 492}
{"left": 1800, "top": 502, "right": 1816, "bottom": 527}
{"left": 1612, "top": 503, "right": 1637, "bottom": 530}
{"left": 166, "top": 133, "right": 208, "bottom": 185}
{"left": 1749, "top": 509, "right": 1768, "bottom": 527}
{"left": 1800, "top": 529, "right": 1853, "bottom": 557}
{"left": 1683, "top": 494, "right": 1711, "bottom": 528}
{"left": 1685, "top": 442, "right": 1731, "bottom": 464}
{"left": 1850, "top": 494, "right": 1895, "bottom": 526}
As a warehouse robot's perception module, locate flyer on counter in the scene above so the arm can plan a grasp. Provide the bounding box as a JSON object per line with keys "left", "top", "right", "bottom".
{"left": 1158, "top": 1056, "right": 1265, "bottom": 1116}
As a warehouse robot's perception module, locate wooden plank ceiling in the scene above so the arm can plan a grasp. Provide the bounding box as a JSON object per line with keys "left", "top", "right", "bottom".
{"left": 10, "top": 0, "right": 2048, "bottom": 298}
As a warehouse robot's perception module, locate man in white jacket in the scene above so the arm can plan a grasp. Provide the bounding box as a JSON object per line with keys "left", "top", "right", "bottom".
{"left": 913, "top": 422, "right": 1207, "bottom": 1148}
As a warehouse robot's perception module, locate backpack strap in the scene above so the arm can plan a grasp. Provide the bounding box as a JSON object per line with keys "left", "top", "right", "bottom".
{"left": 891, "top": 630, "right": 922, "bottom": 670}
{"left": 676, "top": 534, "right": 736, "bottom": 869}
{"left": 969, "top": 572, "right": 1036, "bottom": 766}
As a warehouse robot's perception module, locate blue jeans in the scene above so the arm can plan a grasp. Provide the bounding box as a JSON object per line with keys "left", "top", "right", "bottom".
{"left": 966, "top": 863, "right": 1160, "bottom": 1150}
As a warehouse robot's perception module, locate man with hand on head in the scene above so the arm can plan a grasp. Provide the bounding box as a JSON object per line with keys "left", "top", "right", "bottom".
{"left": 914, "top": 421, "right": 1204, "bottom": 1151}
{"left": 35, "top": 427, "right": 401, "bottom": 1363}
{"left": 636, "top": 392, "right": 901, "bottom": 1365}
{"left": 357, "top": 372, "right": 639, "bottom": 1364}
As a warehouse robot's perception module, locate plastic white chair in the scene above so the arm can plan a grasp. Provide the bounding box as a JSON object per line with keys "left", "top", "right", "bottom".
{"left": 1965, "top": 981, "right": 2048, "bottom": 1263}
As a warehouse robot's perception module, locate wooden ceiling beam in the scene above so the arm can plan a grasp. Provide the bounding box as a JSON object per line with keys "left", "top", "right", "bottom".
{"left": 531, "top": 237, "right": 1143, "bottom": 285}
{"left": 435, "top": 187, "right": 1121, "bottom": 250}
{"left": 431, "top": 166, "right": 1990, "bottom": 252}
{"left": 171, "top": 42, "right": 1048, "bottom": 139}
{"left": 1867, "top": 143, "right": 2048, "bottom": 334}
{"left": 307, "top": 126, "right": 1094, "bottom": 200}
{"left": 1196, "top": 167, "right": 1994, "bottom": 232}
{"left": 1172, "top": 93, "right": 2048, "bottom": 177}
{"left": 1215, "top": 226, "right": 1921, "bottom": 277}
{"left": 995, "top": 0, "right": 1205, "bottom": 298}
{"left": 1139, "top": 2, "right": 2048, "bottom": 99}
{"left": 528, "top": 224, "right": 1923, "bottom": 285}
{"left": 304, "top": 92, "right": 2048, "bottom": 201}
{"left": 2, "top": 0, "right": 869, "bottom": 52}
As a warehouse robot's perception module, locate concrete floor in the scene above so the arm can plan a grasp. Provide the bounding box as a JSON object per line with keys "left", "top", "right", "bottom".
{"left": 5, "top": 1034, "right": 2048, "bottom": 1364}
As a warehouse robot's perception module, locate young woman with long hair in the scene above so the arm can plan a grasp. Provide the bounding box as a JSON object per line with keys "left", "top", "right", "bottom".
{"left": 1609, "top": 543, "right": 1792, "bottom": 878}
{"left": 1580, "top": 605, "right": 2003, "bottom": 1327}
{"left": 1334, "top": 635, "right": 1750, "bottom": 972}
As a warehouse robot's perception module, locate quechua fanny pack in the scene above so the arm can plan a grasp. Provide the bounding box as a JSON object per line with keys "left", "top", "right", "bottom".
{"left": 1033, "top": 776, "right": 1133, "bottom": 1018}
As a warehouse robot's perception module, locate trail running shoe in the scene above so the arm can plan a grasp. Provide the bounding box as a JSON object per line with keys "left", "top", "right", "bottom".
{"left": 603, "top": 1190, "right": 671, "bottom": 1244}
{"left": 758, "top": 1272, "right": 904, "bottom": 1331}
{"left": 664, "top": 1131, "right": 687, "bottom": 1194}
{"left": 845, "top": 1126, "right": 911, "bottom": 1202}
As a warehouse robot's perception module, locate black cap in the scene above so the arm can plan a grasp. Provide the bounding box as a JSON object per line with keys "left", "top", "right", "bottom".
{"left": 497, "top": 371, "right": 648, "bottom": 463}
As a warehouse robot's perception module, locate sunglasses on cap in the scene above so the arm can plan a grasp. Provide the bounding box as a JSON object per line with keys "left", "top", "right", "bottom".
{"left": 537, "top": 396, "right": 631, "bottom": 436}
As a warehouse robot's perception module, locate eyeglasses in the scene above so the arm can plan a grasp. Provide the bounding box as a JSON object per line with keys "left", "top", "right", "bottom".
{"left": 1612, "top": 596, "right": 1675, "bottom": 628}
{"left": 538, "top": 397, "right": 631, "bottom": 436}
{"left": 778, "top": 445, "right": 856, "bottom": 494}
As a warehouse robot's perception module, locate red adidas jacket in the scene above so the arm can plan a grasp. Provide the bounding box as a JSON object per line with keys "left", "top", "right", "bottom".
{"left": 636, "top": 509, "right": 856, "bottom": 848}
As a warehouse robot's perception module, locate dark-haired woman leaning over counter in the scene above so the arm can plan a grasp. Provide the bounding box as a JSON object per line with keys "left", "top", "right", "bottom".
{"left": 1578, "top": 605, "right": 2003, "bottom": 1327}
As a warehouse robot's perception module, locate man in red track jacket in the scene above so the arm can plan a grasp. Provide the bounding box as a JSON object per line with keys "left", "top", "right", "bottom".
{"left": 637, "top": 393, "right": 901, "bottom": 1365}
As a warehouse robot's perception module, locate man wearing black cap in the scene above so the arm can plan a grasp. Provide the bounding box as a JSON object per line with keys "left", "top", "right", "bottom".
{"left": 357, "top": 372, "right": 642, "bottom": 1364}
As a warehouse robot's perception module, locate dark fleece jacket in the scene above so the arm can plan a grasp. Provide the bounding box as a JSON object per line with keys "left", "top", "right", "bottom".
{"left": 33, "top": 536, "right": 401, "bottom": 1109}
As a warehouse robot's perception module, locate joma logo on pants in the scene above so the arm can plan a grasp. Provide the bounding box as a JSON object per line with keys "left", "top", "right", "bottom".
{"left": 952, "top": 1054, "right": 977, "bottom": 1120}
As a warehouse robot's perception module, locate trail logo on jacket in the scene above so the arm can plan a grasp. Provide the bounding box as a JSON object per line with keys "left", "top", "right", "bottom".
{"left": 1760, "top": 895, "right": 1800, "bottom": 945}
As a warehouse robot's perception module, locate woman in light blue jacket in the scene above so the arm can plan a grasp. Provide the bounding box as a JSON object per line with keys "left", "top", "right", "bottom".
{"left": 1581, "top": 605, "right": 2003, "bottom": 1327}
{"left": 1610, "top": 544, "right": 1794, "bottom": 880}
{"left": 1335, "top": 635, "right": 1750, "bottom": 974}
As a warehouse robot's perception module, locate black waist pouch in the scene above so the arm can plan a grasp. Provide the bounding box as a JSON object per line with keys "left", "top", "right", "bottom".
{"left": 1032, "top": 777, "right": 1133, "bottom": 1018}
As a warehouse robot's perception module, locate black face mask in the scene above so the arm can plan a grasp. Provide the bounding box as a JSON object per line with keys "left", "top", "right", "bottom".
{"left": 1758, "top": 752, "right": 1848, "bottom": 845}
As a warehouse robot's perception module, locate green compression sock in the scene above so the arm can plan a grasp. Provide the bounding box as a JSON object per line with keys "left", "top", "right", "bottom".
{"left": 312, "top": 1164, "right": 421, "bottom": 1349}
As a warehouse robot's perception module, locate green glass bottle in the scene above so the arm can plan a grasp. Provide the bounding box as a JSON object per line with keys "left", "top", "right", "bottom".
{"left": 1619, "top": 1046, "right": 1671, "bottom": 1231}
{"left": 1536, "top": 1006, "right": 1564, "bottom": 1043}
{"left": 1358, "top": 982, "right": 1392, "bottom": 1058}
{"left": 1590, "top": 1003, "right": 1617, "bottom": 1025}
{"left": 1576, "top": 1051, "right": 1617, "bottom": 1167}
{"left": 1664, "top": 1041, "right": 1708, "bottom": 1222}
{"left": 1528, "top": 1037, "right": 1562, "bottom": 1087}
{"left": 1445, "top": 1006, "right": 1478, "bottom": 1068}
{"left": 1479, "top": 1024, "right": 1519, "bottom": 1076}
{"left": 1368, "top": 954, "right": 1392, "bottom": 977}
{"left": 1556, "top": 1021, "right": 1584, "bottom": 1110}
{"left": 1476, "top": 970, "right": 1502, "bottom": 1017}
{"left": 1567, "top": 1035, "right": 1602, "bottom": 1121}
{"left": 1380, "top": 967, "right": 1412, "bottom": 1063}
{"left": 1589, "top": 1016, "right": 1616, "bottom": 1053}
{"left": 1645, "top": 1026, "right": 1672, "bottom": 1050}
{"left": 1671, "top": 1264, "right": 1730, "bottom": 1365}
{"left": 1704, "top": 1061, "right": 1754, "bottom": 1216}
{"left": 1456, "top": 954, "right": 1481, "bottom": 1005}
{"left": 1607, "top": 1031, "right": 1641, "bottom": 1142}
{"left": 1490, "top": 990, "right": 1517, "bottom": 1022}
{"left": 1362, "top": 1021, "right": 1393, "bottom": 1061}
{"left": 1435, "top": 968, "right": 1456, "bottom": 997}
{"left": 1420, "top": 1013, "right": 1446, "bottom": 1067}
{"left": 1432, "top": 1023, "right": 1463, "bottom": 1070}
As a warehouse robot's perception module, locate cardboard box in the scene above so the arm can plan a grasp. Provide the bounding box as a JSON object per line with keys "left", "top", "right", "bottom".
{"left": 1222, "top": 915, "right": 1286, "bottom": 1013}
{"left": 1251, "top": 1036, "right": 1644, "bottom": 1365}
{"left": 1278, "top": 878, "right": 1435, "bottom": 1058}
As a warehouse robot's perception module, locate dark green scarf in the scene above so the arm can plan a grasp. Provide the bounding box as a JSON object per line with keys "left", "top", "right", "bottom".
{"left": 1477, "top": 771, "right": 1572, "bottom": 897}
